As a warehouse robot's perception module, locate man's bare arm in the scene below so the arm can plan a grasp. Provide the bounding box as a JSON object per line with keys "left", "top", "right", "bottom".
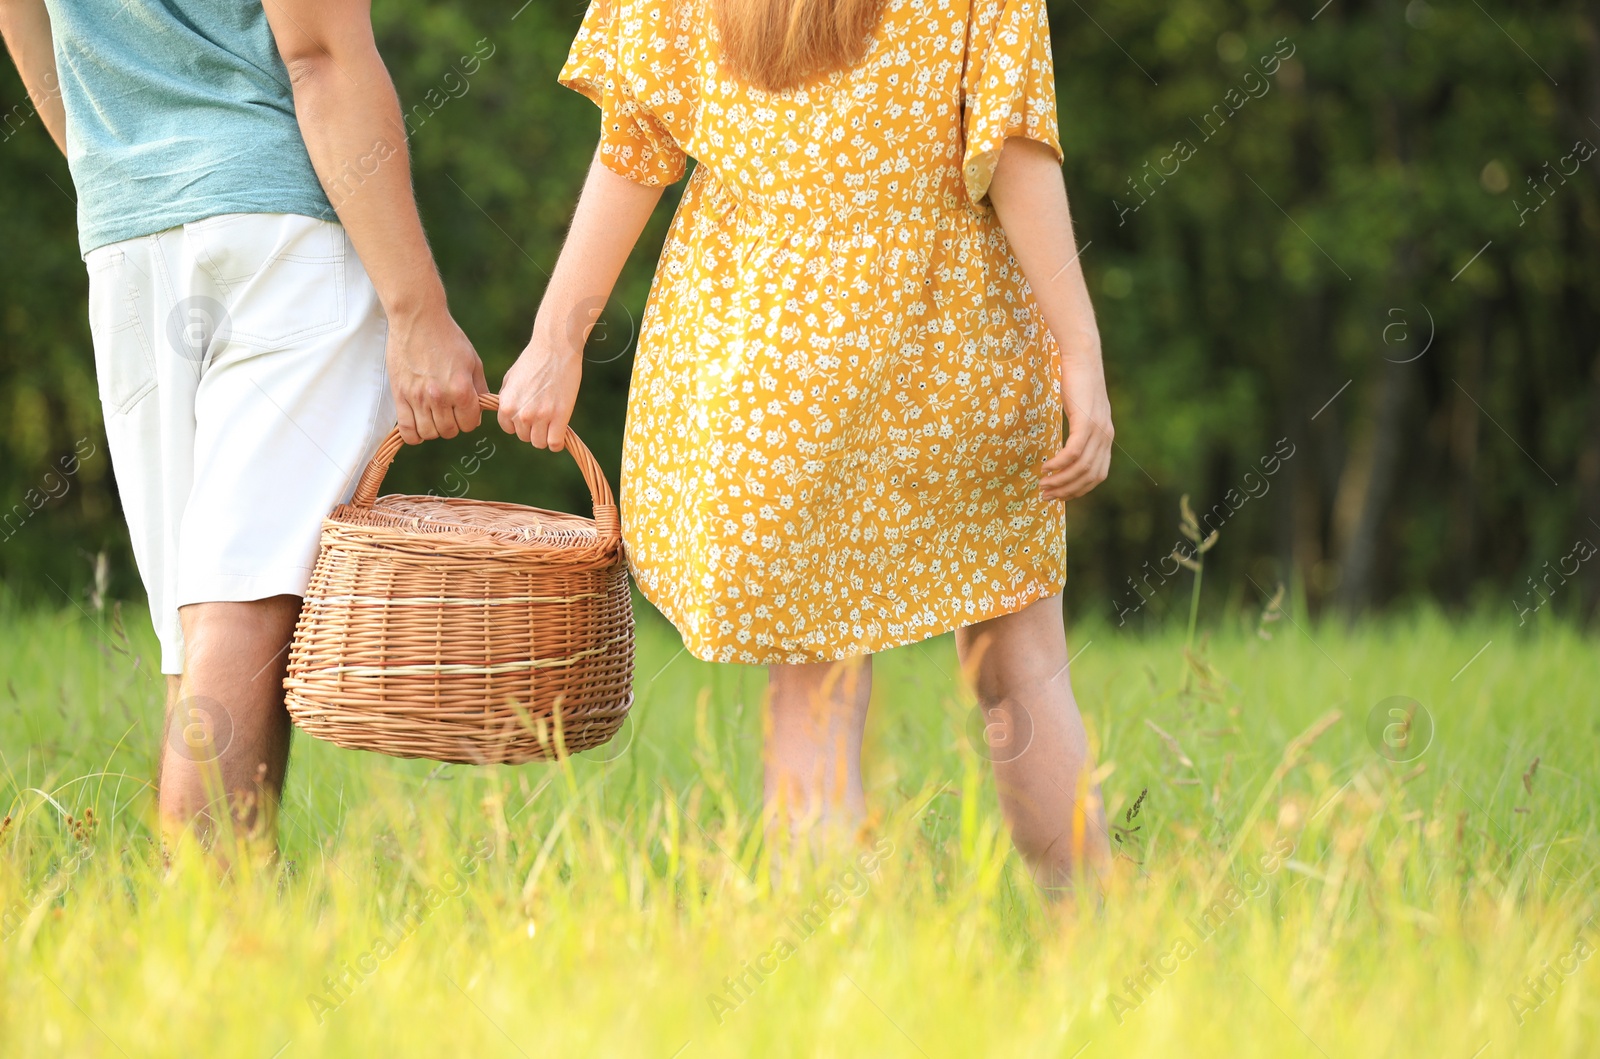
{"left": 0, "top": 0, "right": 66, "bottom": 153}
{"left": 262, "top": 0, "right": 485, "bottom": 444}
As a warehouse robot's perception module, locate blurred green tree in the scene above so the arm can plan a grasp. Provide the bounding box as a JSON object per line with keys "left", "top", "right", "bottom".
{"left": 1, "top": 0, "right": 1596, "bottom": 627}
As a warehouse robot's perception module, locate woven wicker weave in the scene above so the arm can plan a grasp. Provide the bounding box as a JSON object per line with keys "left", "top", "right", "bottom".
{"left": 284, "top": 395, "right": 634, "bottom": 764}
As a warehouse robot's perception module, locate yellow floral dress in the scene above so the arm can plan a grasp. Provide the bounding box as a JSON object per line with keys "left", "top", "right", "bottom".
{"left": 561, "top": 0, "right": 1066, "bottom": 664}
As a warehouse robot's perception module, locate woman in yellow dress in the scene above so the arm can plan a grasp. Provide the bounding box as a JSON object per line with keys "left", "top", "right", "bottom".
{"left": 500, "top": 0, "right": 1114, "bottom": 889}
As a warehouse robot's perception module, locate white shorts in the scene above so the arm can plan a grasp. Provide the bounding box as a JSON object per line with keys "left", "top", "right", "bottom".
{"left": 86, "top": 212, "right": 395, "bottom": 674}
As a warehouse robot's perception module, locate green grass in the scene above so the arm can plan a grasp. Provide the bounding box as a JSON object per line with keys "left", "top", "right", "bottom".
{"left": 1, "top": 598, "right": 1596, "bottom": 1057}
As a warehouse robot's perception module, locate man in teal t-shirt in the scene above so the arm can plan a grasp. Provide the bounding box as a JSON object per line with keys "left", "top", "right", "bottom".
{"left": 0, "top": 0, "right": 490, "bottom": 854}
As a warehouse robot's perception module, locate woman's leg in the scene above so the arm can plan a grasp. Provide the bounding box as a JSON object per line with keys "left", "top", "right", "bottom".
{"left": 956, "top": 594, "right": 1109, "bottom": 894}
{"left": 763, "top": 656, "right": 873, "bottom": 850}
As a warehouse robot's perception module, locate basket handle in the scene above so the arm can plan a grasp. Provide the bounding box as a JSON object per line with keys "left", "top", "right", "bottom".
{"left": 348, "top": 394, "right": 619, "bottom": 541}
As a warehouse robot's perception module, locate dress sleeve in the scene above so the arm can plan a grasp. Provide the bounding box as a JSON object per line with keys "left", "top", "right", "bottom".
{"left": 559, "top": 0, "right": 690, "bottom": 185}
{"left": 960, "top": 0, "right": 1062, "bottom": 207}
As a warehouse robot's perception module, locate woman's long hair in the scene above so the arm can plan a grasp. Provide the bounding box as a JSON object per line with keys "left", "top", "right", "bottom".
{"left": 713, "top": 0, "right": 883, "bottom": 91}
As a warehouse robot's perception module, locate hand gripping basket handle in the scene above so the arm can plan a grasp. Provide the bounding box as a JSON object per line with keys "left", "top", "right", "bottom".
{"left": 348, "top": 394, "right": 620, "bottom": 541}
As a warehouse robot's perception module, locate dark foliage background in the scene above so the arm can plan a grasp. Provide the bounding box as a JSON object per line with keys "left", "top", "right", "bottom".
{"left": 2, "top": 0, "right": 1597, "bottom": 630}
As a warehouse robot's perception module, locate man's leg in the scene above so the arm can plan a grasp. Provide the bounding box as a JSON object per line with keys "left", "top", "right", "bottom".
{"left": 87, "top": 215, "right": 389, "bottom": 858}
{"left": 159, "top": 596, "right": 299, "bottom": 850}
{"left": 156, "top": 214, "right": 392, "bottom": 854}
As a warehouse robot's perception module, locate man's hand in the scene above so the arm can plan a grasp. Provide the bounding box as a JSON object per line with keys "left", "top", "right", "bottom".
{"left": 1042, "top": 356, "right": 1113, "bottom": 501}
{"left": 387, "top": 303, "right": 487, "bottom": 444}
{"left": 262, "top": 0, "right": 486, "bottom": 443}
{"left": 498, "top": 318, "right": 583, "bottom": 452}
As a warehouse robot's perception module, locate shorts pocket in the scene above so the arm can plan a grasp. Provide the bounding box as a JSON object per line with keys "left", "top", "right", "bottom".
{"left": 192, "top": 214, "right": 348, "bottom": 349}
{"left": 86, "top": 248, "right": 158, "bottom": 414}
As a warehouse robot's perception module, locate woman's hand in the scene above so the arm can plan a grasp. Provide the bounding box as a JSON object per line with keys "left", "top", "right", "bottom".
{"left": 1041, "top": 356, "right": 1113, "bottom": 501}
{"left": 986, "top": 136, "right": 1112, "bottom": 504}
{"left": 498, "top": 320, "right": 583, "bottom": 451}
{"left": 495, "top": 145, "right": 666, "bottom": 451}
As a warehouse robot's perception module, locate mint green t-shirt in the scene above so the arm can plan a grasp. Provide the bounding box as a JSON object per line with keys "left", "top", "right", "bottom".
{"left": 43, "top": 0, "right": 333, "bottom": 255}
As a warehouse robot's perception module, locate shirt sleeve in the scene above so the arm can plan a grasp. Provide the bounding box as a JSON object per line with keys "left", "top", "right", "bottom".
{"left": 559, "top": 0, "right": 690, "bottom": 185}
{"left": 960, "top": 0, "right": 1063, "bottom": 207}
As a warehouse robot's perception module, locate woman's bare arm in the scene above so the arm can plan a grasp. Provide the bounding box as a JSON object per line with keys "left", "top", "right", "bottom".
{"left": 988, "top": 137, "right": 1113, "bottom": 501}
{"left": 499, "top": 148, "right": 665, "bottom": 450}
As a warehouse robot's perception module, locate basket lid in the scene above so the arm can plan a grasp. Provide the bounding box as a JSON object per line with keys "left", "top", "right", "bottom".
{"left": 333, "top": 395, "right": 621, "bottom": 558}
{"left": 341, "top": 493, "right": 603, "bottom": 549}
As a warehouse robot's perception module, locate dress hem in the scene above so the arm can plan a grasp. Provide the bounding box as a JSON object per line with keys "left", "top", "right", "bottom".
{"left": 631, "top": 564, "right": 1067, "bottom": 666}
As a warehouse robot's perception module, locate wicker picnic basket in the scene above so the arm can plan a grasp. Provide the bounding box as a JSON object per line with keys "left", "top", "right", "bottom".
{"left": 283, "top": 395, "right": 634, "bottom": 764}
